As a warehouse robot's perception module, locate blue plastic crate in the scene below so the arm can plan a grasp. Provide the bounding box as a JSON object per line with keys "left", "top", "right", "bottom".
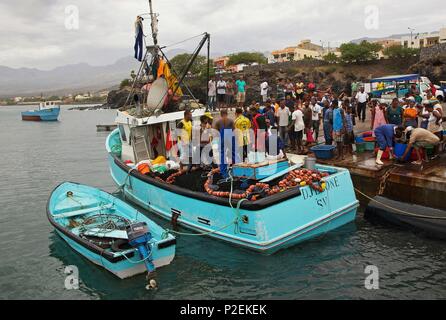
{"left": 310, "top": 145, "right": 336, "bottom": 159}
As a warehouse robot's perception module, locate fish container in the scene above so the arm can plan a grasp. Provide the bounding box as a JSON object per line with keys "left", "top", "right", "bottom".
{"left": 355, "top": 136, "right": 364, "bottom": 143}
{"left": 304, "top": 157, "right": 317, "bottom": 170}
{"left": 394, "top": 143, "right": 412, "bottom": 161}
{"left": 361, "top": 131, "right": 373, "bottom": 138}
{"left": 364, "top": 141, "right": 376, "bottom": 151}
{"left": 363, "top": 137, "right": 376, "bottom": 151}
{"left": 356, "top": 142, "right": 365, "bottom": 153}
{"left": 310, "top": 145, "right": 336, "bottom": 159}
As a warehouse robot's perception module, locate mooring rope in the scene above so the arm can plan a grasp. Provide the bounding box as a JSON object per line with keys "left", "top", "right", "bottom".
{"left": 355, "top": 188, "right": 446, "bottom": 220}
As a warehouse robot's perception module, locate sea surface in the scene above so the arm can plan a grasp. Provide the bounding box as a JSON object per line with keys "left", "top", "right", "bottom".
{"left": 0, "top": 105, "right": 445, "bottom": 300}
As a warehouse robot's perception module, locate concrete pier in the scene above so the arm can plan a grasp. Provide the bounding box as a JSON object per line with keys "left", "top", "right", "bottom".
{"left": 96, "top": 124, "right": 117, "bottom": 132}
{"left": 316, "top": 151, "right": 446, "bottom": 210}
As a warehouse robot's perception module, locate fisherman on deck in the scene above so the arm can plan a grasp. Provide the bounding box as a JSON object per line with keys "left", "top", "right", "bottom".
{"left": 177, "top": 109, "right": 193, "bottom": 170}
{"left": 266, "top": 120, "right": 286, "bottom": 160}
{"left": 234, "top": 108, "right": 251, "bottom": 163}
{"left": 399, "top": 127, "right": 441, "bottom": 165}
{"left": 374, "top": 124, "right": 404, "bottom": 165}
{"left": 214, "top": 109, "right": 235, "bottom": 178}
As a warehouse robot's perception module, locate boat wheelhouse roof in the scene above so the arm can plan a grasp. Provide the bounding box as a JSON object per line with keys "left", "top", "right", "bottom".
{"left": 115, "top": 108, "right": 206, "bottom": 127}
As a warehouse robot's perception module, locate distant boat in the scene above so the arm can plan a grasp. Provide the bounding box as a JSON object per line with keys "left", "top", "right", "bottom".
{"left": 47, "top": 182, "right": 176, "bottom": 282}
{"left": 21, "top": 101, "right": 60, "bottom": 121}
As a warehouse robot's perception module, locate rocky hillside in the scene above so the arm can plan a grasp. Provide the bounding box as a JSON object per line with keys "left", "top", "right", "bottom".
{"left": 104, "top": 55, "right": 446, "bottom": 108}
{"left": 240, "top": 57, "right": 420, "bottom": 102}
{"left": 409, "top": 54, "right": 446, "bottom": 83}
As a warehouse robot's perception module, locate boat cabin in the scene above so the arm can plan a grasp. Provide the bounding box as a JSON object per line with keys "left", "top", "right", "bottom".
{"left": 115, "top": 108, "right": 206, "bottom": 163}
{"left": 39, "top": 101, "right": 61, "bottom": 110}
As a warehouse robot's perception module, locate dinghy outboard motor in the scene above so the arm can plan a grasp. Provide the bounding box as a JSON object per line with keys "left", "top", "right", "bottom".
{"left": 126, "top": 222, "right": 157, "bottom": 290}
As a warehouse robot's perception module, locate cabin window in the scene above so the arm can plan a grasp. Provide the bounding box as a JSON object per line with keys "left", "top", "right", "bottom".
{"left": 118, "top": 124, "right": 127, "bottom": 142}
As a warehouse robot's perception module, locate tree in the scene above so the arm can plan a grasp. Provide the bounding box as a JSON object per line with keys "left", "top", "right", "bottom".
{"left": 170, "top": 53, "right": 213, "bottom": 77}
{"left": 120, "top": 79, "right": 131, "bottom": 89}
{"left": 340, "top": 41, "right": 382, "bottom": 63}
{"left": 323, "top": 52, "right": 339, "bottom": 63}
{"left": 383, "top": 45, "right": 419, "bottom": 59}
{"left": 227, "top": 52, "right": 267, "bottom": 66}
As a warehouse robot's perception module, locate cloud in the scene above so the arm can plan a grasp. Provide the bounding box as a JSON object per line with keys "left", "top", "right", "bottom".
{"left": 1, "top": 0, "right": 445, "bottom": 69}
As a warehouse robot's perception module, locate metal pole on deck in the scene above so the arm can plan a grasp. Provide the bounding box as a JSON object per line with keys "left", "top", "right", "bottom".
{"left": 206, "top": 34, "right": 211, "bottom": 111}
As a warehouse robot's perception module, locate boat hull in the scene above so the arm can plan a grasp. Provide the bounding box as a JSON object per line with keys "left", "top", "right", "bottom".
{"left": 47, "top": 182, "right": 176, "bottom": 279}
{"left": 106, "top": 130, "right": 359, "bottom": 254}
{"left": 55, "top": 230, "right": 175, "bottom": 279}
{"left": 21, "top": 107, "right": 60, "bottom": 121}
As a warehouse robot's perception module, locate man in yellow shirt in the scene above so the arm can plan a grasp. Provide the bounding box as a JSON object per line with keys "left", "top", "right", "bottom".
{"left": 177, "top": 109, "right": 193, "bottom": 169}
{"left": 234, "top": 108, "right": 252, "bottom": 163}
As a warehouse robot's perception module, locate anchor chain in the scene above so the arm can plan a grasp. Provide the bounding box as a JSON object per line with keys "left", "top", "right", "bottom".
{"left": 377, "top": 167, "right": 395, "bottom": 196}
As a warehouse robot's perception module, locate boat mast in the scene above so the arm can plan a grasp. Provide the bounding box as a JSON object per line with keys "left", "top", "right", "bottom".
{"left": 148, "top": 0, "right": 158, "bottom": 52}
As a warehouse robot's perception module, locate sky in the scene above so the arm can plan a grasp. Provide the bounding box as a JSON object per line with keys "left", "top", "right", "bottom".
{"left": 1, "top": 0, "right": 445, "bottom": 70}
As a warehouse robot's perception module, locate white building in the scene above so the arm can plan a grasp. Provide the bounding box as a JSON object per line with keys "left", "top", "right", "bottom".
{"left": 401, "top": 27, "right": 446, "bottom": 48}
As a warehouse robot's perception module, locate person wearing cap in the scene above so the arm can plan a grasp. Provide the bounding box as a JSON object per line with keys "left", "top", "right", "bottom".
{"left": 402, "top": 96, "right": 418, "bottom": 128}
{"left": 374, "top": 124, "right": 404, "bottom": 165}
{"left": 399, "top": 127, "right": 441, "bottom": 165}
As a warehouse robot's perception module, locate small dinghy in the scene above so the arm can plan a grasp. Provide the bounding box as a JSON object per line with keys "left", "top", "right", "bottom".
{"left": 47, "top": 182, "right": 176, "bottom": 288}
{"left": 365, "top": 196, "right": 446, "bottom": 240}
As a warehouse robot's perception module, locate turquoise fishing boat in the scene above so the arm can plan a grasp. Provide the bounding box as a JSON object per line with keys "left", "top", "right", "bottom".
{"left": 47, "top": 182, "right": 176, "bottom": 286}
{"left": 21, "top": 101, "right": 60, "bottom": 121}
{"left": 106, "top": 126, "right": 359, "bottom": 254}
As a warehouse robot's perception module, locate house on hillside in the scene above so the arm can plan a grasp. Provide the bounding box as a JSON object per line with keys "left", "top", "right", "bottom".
{"left": 269, "top": 40, "right": 336, "bottom": 63}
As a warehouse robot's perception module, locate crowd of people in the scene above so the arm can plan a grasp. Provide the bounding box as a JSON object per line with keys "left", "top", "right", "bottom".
{"left": 198, "top": 76, "right": 444, "bottom": 170}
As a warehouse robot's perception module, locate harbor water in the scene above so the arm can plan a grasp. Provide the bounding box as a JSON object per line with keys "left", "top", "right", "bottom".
{"left": 0, "top": 105, "right": 445, "bottom": 299}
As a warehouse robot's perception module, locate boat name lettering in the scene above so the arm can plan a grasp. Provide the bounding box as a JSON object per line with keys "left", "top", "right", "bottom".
{"left": 301, "top": 177, "right": 340, "bottom": 200}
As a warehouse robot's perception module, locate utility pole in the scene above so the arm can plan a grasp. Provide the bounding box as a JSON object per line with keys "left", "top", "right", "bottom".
{"left": 408, "top": 27, "right": 415, "bottom": 48}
